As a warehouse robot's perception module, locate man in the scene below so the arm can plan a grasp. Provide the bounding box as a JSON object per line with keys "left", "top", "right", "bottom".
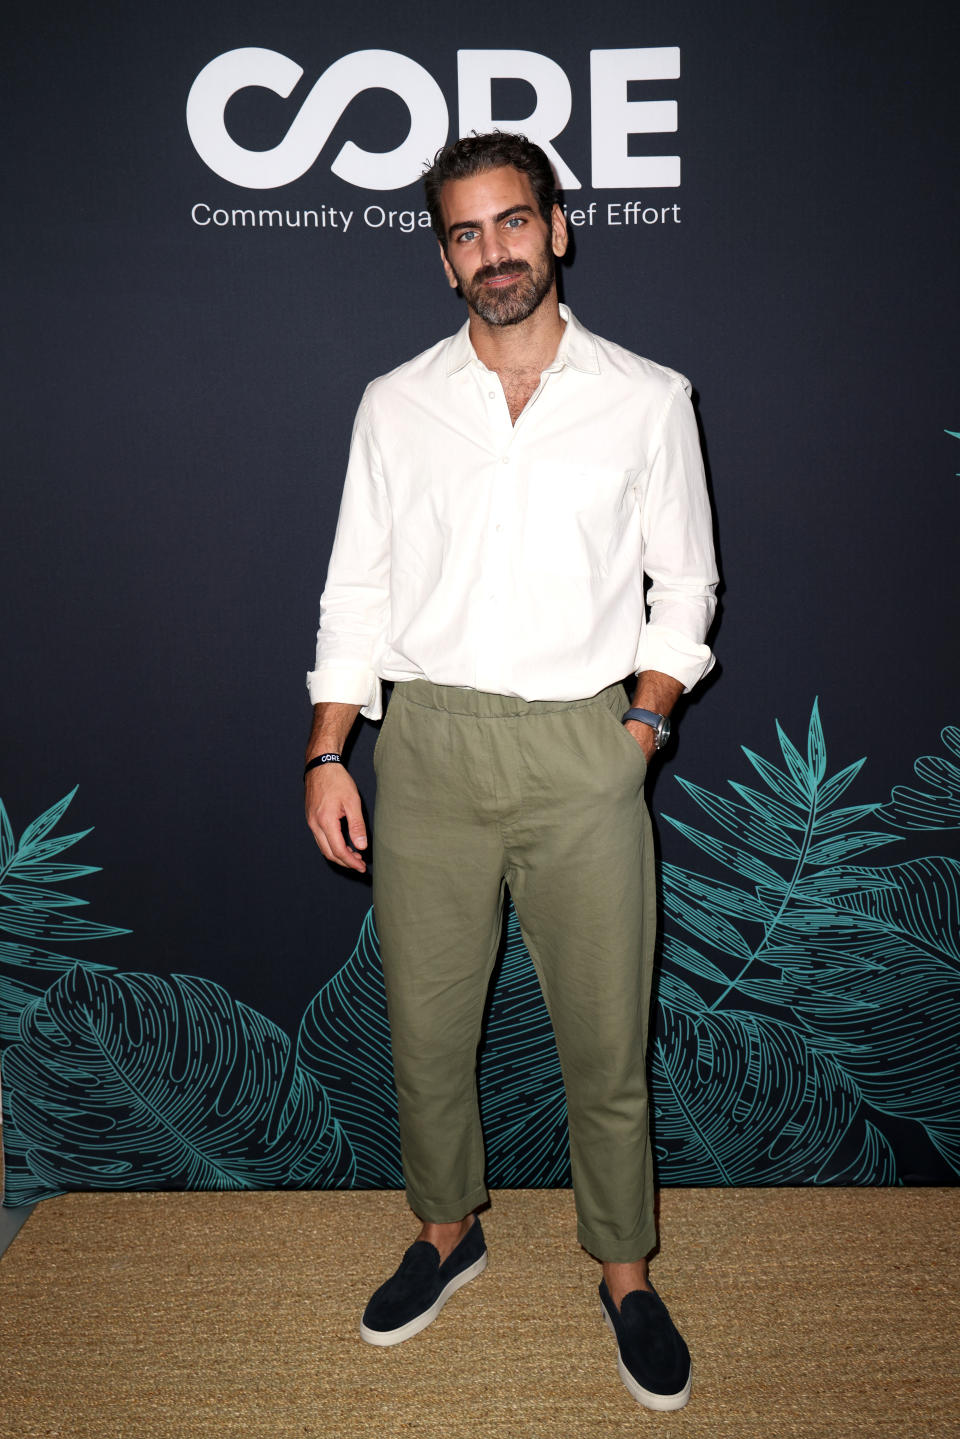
{"left": 305, "top": 132, "right": 717, "bottom": 1413}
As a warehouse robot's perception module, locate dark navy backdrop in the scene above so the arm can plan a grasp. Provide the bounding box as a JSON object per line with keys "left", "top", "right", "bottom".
{"left": 2, "top": 0, "right": 958, "bottom": 1203}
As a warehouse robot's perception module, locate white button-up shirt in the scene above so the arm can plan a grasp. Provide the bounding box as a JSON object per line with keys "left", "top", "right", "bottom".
{"left": 308, "top": 305, "right": 718, "bottom": 721}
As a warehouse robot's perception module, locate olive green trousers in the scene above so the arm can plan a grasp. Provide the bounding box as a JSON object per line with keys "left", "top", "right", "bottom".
{"left": 371, "top": 679, "right": 657, "bottom": 1263}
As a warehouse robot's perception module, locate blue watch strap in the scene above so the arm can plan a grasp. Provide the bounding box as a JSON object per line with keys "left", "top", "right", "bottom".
{"left": 624, "top": 708, "right": 664, "bottom": 729}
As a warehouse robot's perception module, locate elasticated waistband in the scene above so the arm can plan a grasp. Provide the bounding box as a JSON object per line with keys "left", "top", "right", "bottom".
{"left": 391, "top": 678, "right": 627, "bottom": 718}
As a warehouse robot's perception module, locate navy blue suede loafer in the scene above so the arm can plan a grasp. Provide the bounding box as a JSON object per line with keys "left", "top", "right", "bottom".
{"left": 360, "top": 1218, "right": 487, "bottom": 1346}
{"left": 599, "top": 1278, "right": 692, "bottom": 1411}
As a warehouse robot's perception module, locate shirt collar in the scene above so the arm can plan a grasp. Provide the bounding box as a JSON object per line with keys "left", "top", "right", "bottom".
{"left": 444, "top": 303, "right": 601, "bottom": 378}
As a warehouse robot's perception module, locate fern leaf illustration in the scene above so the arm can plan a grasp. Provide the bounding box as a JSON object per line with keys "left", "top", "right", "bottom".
{"left": 739, "top": 747, "right": 807, "bottom": 808}
{"left": 775, "top": 719, "right": 817, "bottom": 796}
{"left": 806, "top": 701, "right": 827, "bottom": 782}
{"left": 0, "top": 790, "right": 127, "bottom": 1045}
{"left": 17, "top": 790, "right": 87, "bottom": 850}
{"left": 661, "top": 701, "right": 902, "bottom": 1013}
{"left": 670, "top": 781, "right": 802, "bottom": 861}
{"left": 0, "top": 806, "right": 14, "bottom": 870}
{"left": 660, "top": 819, "right": 786, "bottom": 891}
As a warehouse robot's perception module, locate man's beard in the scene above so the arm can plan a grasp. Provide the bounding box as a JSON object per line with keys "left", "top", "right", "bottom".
{"left": 455, "top": 237, "right": 556, "bottom": 327}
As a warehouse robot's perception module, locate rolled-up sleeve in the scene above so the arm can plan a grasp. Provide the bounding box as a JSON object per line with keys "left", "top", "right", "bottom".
{"left": 633, "top": 377, "right": 718, "bottom": 691}
{"left": 306, "top": 393, "right": 391, "bottom": 721}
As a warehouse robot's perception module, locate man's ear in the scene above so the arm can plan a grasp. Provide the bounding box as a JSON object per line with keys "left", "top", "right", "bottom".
{"left": 551, "top": 203, "right": 569, "bottom": 260}
{"left": 439, "top": 241, "right": 459, "bottom": 290}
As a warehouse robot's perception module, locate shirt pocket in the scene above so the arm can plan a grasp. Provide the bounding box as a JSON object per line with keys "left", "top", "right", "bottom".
{"left": 521, "top": 462, "right": 638, "bottom": 576}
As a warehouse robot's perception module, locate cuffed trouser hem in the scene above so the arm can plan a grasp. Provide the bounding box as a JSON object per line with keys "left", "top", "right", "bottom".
{"left": 406, "top": 1182, "right": 490, "bottom": 1225}
{"left": 577, "top": 1215, "right": 659, "bottom": 1265}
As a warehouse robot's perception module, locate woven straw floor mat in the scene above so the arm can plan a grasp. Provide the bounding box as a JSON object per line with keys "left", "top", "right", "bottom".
{"left": 1, "top": 1187, "right": 958, "bottom": 1439}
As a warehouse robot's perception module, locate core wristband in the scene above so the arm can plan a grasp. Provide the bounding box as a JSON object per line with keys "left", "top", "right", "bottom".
{"left": 304, "top": 753, "right": 342, "bottom": 780}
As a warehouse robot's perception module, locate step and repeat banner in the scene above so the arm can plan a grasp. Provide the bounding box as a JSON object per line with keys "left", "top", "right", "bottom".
{"left": 2, "top": 0, "right": 958, "bottom": 1204}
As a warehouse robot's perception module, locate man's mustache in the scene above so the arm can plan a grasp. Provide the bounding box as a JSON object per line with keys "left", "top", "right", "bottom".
{"left": 471, "top": 260, "right": 533, "bottom": 285}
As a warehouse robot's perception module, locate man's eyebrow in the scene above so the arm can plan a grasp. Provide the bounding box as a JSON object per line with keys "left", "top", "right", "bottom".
{"left": 447, "top": 204, "right": 535, "bottom": 237}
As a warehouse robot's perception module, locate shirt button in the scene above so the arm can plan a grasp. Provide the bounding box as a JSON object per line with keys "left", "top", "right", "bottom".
{"left": 501, "top": 456, "right": 510, "bottom": 464}
{"left": 488, "top": 390, "right": 496, "bottom": 399}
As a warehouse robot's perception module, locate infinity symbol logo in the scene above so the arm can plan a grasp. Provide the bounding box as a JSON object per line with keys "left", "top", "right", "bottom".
{"left": 186, "top": 48, "right": 448, "bottom": 191}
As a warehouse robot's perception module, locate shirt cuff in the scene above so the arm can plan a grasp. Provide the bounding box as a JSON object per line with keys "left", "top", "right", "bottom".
{"left": 634, "top": 626, "right": 715, "bottom": 694}
{"left": 306, "top": 668, "right": 383, "bottom": 722}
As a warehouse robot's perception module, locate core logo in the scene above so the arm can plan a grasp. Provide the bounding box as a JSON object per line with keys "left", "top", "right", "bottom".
{"left": 186, "top": 47, "right": 681, "bottom": 192}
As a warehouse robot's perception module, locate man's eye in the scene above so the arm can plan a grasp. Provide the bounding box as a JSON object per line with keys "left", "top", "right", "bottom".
{"left": 457, "top": 230, "right": 478, "bottom": 243}
{"left": 505, "top": 216, "right": 525, "bottom": 228}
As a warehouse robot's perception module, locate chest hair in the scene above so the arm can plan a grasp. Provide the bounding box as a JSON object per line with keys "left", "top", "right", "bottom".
{"left": 499, "top": 368, "right": 543, "bottom": 425}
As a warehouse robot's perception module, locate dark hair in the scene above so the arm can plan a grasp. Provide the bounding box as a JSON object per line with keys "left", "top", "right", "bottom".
{"left": 423, "top": 132, "right": 559, "bottom": 249}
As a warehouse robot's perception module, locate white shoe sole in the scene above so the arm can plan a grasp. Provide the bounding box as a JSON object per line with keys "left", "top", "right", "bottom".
{"left": 603, "top": 1307, "right": 692, "bottom": 1412}
{"left": 360, "top": 1251, "right": 488, "bottom": 1347}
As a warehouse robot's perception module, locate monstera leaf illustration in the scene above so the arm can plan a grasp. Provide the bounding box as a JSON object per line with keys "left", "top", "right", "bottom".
{"left": 297, "top": 909, "right": 402, "bottom": 1186}
{"left": 4, "top": 964, "right": 355, "bottom": 1201}
{"left": 788, "top": 856, "right": 960, "bottom": 1170}
{"left": 655, "top": 701, "right": 960, "bottom": 1182}
{"left": 878, "top": 726, "right": 960, "bottom": 830}
{"left": 653, "top": 975, "right": 895, "bottom": 1184}
{"left": 297, "top": 904, "right": 570, "bottom": 1187}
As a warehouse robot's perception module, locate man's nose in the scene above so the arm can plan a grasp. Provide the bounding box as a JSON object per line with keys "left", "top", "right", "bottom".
{"left": 479, "top": 224, "right": 507, "bottom": 268}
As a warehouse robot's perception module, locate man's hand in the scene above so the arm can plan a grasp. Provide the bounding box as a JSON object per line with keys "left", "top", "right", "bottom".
{"left": 304, "top": 700, "right": 366, "bottom": 872}
{"left": 305, "top": 763, "right": 368, "bottom": 873}
{"left": 623, "top": 718, "right": 658, "bottom": 762}
{"left": 625, "top": 669, "right": 684, "bottom": 762}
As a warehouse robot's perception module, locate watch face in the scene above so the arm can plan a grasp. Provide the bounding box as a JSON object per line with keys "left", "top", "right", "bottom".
{"left": 656, "top": 717, "right": 672, "bottom": 749}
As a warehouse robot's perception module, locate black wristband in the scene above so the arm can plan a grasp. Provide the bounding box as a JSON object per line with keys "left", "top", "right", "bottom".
{"left": 304, "top": 753, "right": 342, "bottom": 780}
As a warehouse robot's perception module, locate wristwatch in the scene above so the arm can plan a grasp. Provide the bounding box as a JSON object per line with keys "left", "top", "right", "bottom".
{"left": 623, "top": 707, "right": 671, "bottom": 751}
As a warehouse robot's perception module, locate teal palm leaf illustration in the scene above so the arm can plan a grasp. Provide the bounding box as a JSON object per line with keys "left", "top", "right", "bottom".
{"left": 0, "top": 789, "right": 126, "bottom": 1044}
{"left": 787, "top": 856, "right": 960, "bottom": 1170}
{"left": 877, "top": 727, "right": 960, "bottom": 830}
{"left": 1, "top": 789, "right": 131, "bottom": 1203}
{"left": 2, "top": 788, "right": 359, "bottom": 1204}
{"left": 298, "top": 909, "right": 403, "bottom": 1186}
{"left": 6, "top": 697, "right": 958, "bottom": 1206}
{"left": 656, "top": 701, "right": 960, "bottom": 1182}
{"left": 947, "top": 428, "right": 960, "bottom": 475}
{"left": 4, "top": 964, "right": 355, "bottom": 1200}
{"left": 297, "top": 904, "right": 570, "bottom": 1187}
{"left": 661, "top": 700, "right": 898, "bottom": 1001}
{"left": 653, "top": 974, "right": 896, "bottom": 1184}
